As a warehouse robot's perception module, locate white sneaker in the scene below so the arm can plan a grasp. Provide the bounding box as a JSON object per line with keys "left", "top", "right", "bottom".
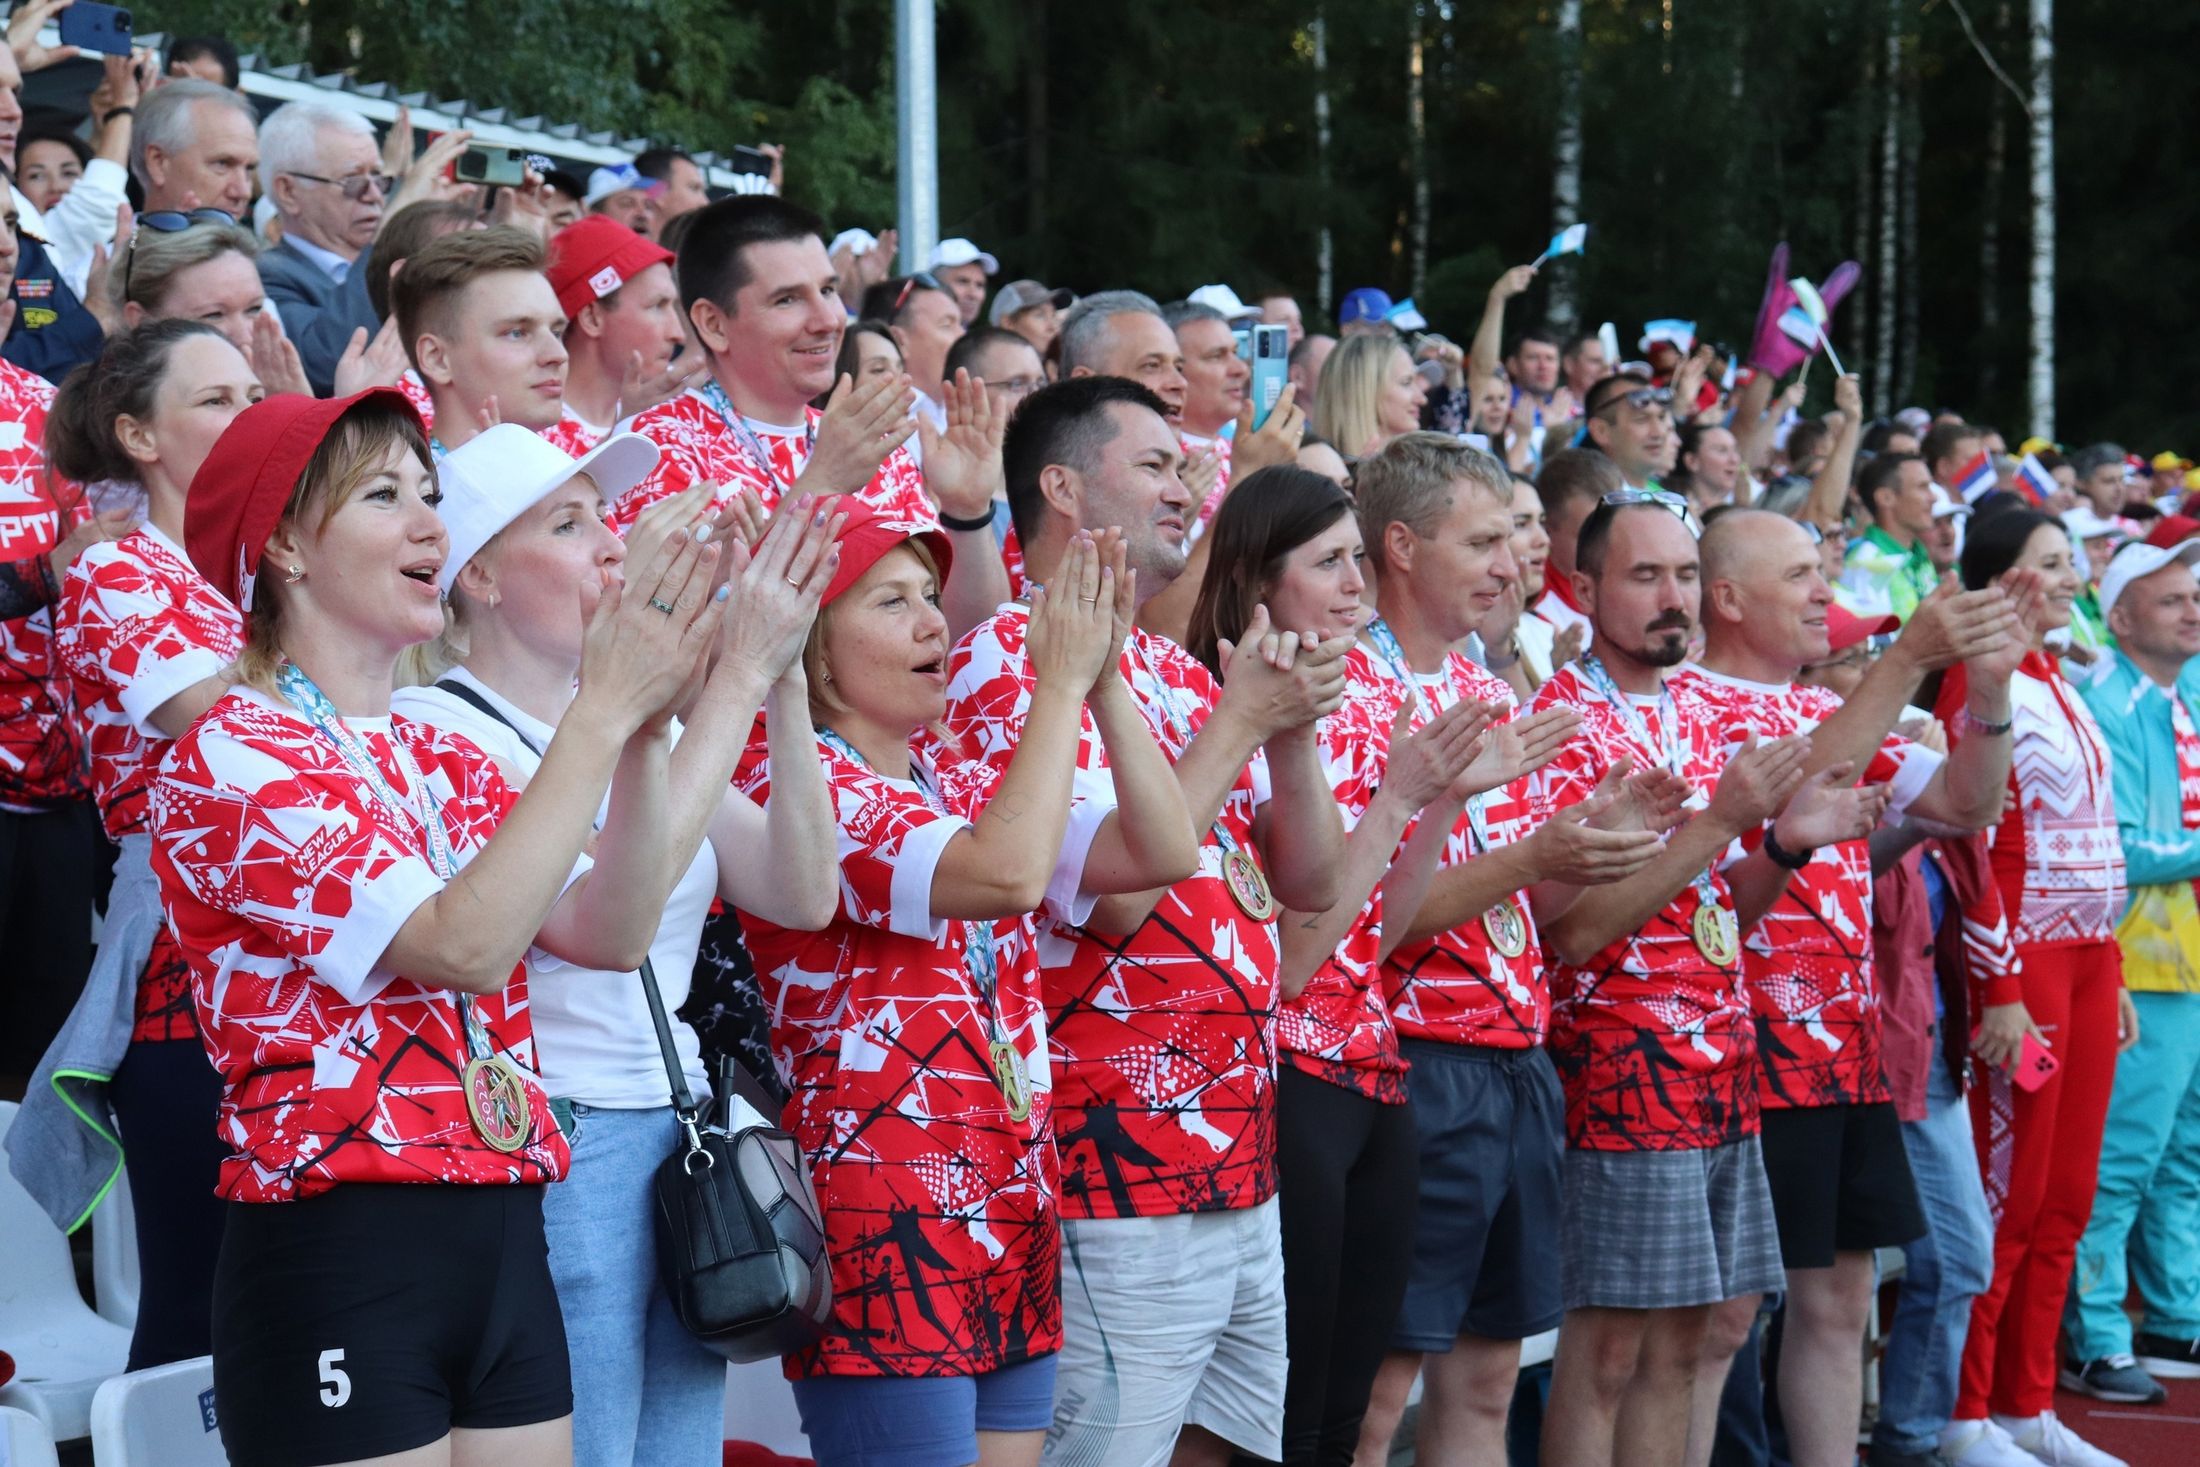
{"left": 1991, "top": 1411, "right": 2128, "bottom": 1467}
{"left": 1941, "top": 1417, "right": 2048, "bottom": 1466}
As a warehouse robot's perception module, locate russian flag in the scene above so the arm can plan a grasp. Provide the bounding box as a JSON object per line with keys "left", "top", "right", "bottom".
{"left": 2014, "top": 453, "right": 2057, "bottom": 507}
{"left": 1950, "top": 449, "right": 1997, "bottom": 504}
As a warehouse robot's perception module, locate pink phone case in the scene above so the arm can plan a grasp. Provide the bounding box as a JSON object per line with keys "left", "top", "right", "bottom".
{"left": 2012, "top": 1032, "right": 2060, "bottom": 1092}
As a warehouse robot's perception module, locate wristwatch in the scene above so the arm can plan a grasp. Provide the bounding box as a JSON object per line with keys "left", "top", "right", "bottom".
{"left": 1762, "top": 825, "right": 1816, "bottom": 870}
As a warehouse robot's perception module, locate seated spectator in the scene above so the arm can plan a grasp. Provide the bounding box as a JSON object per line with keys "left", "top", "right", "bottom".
{"left": 927, "top": 236, "right": 998, "bottom": 326}
{"left": 585, "top": 161, "right": 665, "bottom": 236}
{"left": 946, "top": 324, "right": 1046, "bottom": 424}
{"left": 390, "top": 227, "right": 573, "bottom": 455}
{"left": 545, "top": 214, "right": 691, "bottom": 446}
{"left": 1312, "top": 331, "right": 1427, "bottom": 460}
{"left": 540, "top": 168, "right": 588, "bottom": 231}
{"left": 633, "top": 145, "right": 712, "bottom": 219}
{"left": 130, "top": 77, "right": 260, "bottom": 219}
{"left": 989, "top": 278, "right": 1074, "bottom": 358}
{"left": 866, "top": 272, "right": 962, "bottom": 429}
{"left": 3, "top": 38, "right": 134, "bottom": 297}
{"left": 15, "top": 125, "right": 88, "bottom": 214}
{"left": 165, "top": 34, "right": 240, "bottom": 88}
{"left": 256, "top": 100, "right": 392, "bottom": 393}
{"left": 1582, "top": 370, "right": 1679, "bottom": 491}
{"left": 827, "top": 316, "right": 903, "bottom": 400}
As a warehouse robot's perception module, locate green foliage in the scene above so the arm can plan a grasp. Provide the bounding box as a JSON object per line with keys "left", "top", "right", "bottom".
{"left": 139, "top": 0, "right": 2196, "bottom": 446}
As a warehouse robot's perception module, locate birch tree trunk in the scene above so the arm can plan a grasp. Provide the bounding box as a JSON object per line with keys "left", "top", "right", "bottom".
{"left": 1851, "top": 44, "right": 1875, "bottom": 378}
{"left": 1873, "top": 0, "right": 1900, "bottom": 416}
{"left": 1978, "top": 2, "right": 2009, "bottom": 406}
{"left": 1408, "top": 1, "right": 1429, "bottom": 299}
{"left": 2028, "top": 0, "right": 2055, "bottom": 439}
{"left": 1548, "top": 0, "right": 1585, "bottom": 334}
{"left": 1897, "top": 54, "right": 1921, "bottom": 406}
{"left": 1313, "top": 9, "right": 1333, "bottom": 318}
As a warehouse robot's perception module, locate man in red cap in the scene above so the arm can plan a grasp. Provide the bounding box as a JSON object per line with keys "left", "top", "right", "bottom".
{"left": 544, "top": 216, "right": 701, "bottom": 451}
{"left": 1675, "top": 508, "right": 2027, "bottom": 1467}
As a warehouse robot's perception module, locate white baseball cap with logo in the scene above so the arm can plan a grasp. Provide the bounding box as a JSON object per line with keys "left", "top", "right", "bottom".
{"left": 435, "top": 425, "right": 662, "bottom": 592}
{"left": 928, "top": 237, "right": 1000, "bottom": 274}
{"left": 2098, "top": 534, "right": 2200, "bottom": 623}
{"left": 1186, "top": 284, "right": 1262, "bottom": 323}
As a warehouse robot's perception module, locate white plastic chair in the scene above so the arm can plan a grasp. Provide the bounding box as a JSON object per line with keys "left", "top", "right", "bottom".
{"left": 1, "top": 1404, "right": 63, "bottom": 1467}
{"left": 90, "top": 1355, "right": 228, "bottom": 1466}
{"left": 92, "top": 1169, "right": 140, "bottom": 1332}
{"left": 0, "top": 1100, "right": 133, "bottom": 1442}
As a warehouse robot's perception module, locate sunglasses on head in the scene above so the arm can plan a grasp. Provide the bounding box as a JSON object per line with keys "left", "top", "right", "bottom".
{"left": 123, "top": 209, "right": 243, "bottom": 300}
{"left": 893, "top": 271, "right": 944, "bottom": 316}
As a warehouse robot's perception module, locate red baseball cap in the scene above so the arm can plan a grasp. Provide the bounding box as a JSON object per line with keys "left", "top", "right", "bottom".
{"left": 186, "top": 388, "right": 426, "bottom": 611}
{"left": 546, "top": 215, "right": 675, "bottom": 321}
{"left": 1825, "top": 603, "right": 1899, "bottom": 652}
{"left": 822, "top": 500, "right": 953, "bottom": 607}
{"left": 2147, "top": 514, "right": 2200, "bottom": 550}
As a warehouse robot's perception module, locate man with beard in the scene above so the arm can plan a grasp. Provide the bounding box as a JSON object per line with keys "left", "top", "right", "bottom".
{"left": 1526, "top": 492, "right": 1888, "bottom": 1467}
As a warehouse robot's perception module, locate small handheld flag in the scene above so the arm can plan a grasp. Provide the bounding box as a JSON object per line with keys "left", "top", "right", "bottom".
{"left": 1788, "top": 277, "right": 1847, "bottom": 376}
{"left": 1950, "top": 449, "right": 1997, "bottom": 504}
{"left": 1597, "top": 321, "right": 1620, "bottom": 366}
{"left": 1530, "top": 222, "right": 1590, "bottom": 269}
{"left": 2014, "top": 453, "right": 2057, "bottom": 507}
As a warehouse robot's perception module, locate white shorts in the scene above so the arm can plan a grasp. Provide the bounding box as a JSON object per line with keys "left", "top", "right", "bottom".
{"left": 1043, "top": 1200, "right": 1287, "bottom": 1467}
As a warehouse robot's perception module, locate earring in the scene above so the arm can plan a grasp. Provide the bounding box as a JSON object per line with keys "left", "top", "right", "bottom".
{"left": 284, "top": 564, "right": 304, "bottom": 584}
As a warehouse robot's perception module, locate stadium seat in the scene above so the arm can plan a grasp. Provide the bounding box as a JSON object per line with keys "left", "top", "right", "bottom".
{"left": 92, "top": 1169, "right": 139, "bottom": 1331}
{"left": 0, "top": 1101, "right": 133, "bottom": 1442}
{"left": 1, "top": 1404, "right": 63, "bottom": 1467}
{"left": 91, "top": 1355, "right": 228, "bottom": 1466}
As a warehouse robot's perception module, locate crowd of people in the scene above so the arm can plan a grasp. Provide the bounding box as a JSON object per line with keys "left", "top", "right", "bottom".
{"left": 0, "top": 12, "right": 2195, "bottom": 1467}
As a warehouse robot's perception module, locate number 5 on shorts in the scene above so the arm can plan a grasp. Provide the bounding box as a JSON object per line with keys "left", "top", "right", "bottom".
{"left": 318, "top": 1348, "right": 351, "bottom": 1407}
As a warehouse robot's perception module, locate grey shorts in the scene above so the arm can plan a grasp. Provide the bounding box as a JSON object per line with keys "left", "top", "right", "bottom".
{"left": 1559, "top": 1135, "right": 1786, "bottom": 1311}
{"left": 1045, "top": 1201, "right": 1287, "bottom": 1467}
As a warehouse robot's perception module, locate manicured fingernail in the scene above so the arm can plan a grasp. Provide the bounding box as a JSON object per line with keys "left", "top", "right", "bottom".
{"left": 715, "top": 585, "right": 730, "bottom": 602}
{"left": 693, "top": 524, "right": 711, "bottom": 542}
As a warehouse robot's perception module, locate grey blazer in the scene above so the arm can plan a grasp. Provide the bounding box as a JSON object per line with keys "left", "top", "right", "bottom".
{"left": 259, "top": 238, "right": 382, "bottom": 396}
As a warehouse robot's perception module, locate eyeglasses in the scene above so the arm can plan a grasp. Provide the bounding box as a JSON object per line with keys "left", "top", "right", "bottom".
{"left": 1594, "top": 386, "right": 1673, "bottom": 418}
{"left": 283, "top": 170, "right": 394, "bottom": 202}
{"left": 1795, "top": 521, "right": 1850, "bottom": 548}
{"left": 122, "top": 209, "right": 244, "bottom": 300}
{"left": 892, "top": 271, "right": 943, "bottom": 316}
{"left": 984, "top": 375, "right": 1044, "bottom": 397}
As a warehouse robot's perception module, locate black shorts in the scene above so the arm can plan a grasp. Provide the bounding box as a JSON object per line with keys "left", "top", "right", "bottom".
{"left": 1758, "top": 1101, "right": 1926, "bottom": 1270}
{"left": 1391, "top": 1041, "right": 1566, "bottom": 1346}
{"left": 211, "top": 1184, "right": 571, "bottom": 1467}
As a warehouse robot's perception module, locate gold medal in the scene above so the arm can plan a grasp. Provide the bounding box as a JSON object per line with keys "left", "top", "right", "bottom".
{"left": 1482, "top": 896, "right": 1530, "bottom": 959}
{"left": 1692, "top": 901, "right": 1741, "bottom": 969}
{"left": 463, "top": 1053, "right": 533, "bottom": 1153}
{"left": 989, "top": 1039, "right": 1034, "bottom": 1123}
{"left": 1224, "top": 848, "right": 1278, "bottom": 921}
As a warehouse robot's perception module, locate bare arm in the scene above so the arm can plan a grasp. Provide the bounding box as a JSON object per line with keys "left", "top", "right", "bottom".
{"left": 708, "top": 675, "right": 839, "bottom": 930}
{"left": 1470, "top": 267, "right": 1534, "bottom": 388}
{"left": 1077, "top": 667, "right": 1202, "bottom": 895}
{"left": 1804, "top": 375, "right": 1866, "bottom": 526}
{"left": 1729, "top": 370, "right": 1781, "bottom": 480}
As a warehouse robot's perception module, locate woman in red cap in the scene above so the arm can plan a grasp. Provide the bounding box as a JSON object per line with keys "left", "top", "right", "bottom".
{"left": 732, "top": 508, "right": 1195, "bottom": 1467}
{"left": 14, "top": 322, "right": 262, "bottom": 1374}
{"left": 147, "top": 386, "right": 731, "bottom": 1467}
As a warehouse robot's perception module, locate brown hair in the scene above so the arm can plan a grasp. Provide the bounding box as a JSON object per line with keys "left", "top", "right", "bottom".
{"left": 1184, "top": 466, "right": 1356, "bottom": 673}
{"left": 47, "top": 319, "right": 229, "bottom": 486}
{"left": 234, "top": 398, "right": 435, "bottom": 693}
{"left": 1355, "top": 432, "right": 1513, "bottom": 582}
{"left": 388, "top": 225, "right": 548, "bottom": 372}
{"left": 368, "top": 201, "right": 481, "bottom": 322}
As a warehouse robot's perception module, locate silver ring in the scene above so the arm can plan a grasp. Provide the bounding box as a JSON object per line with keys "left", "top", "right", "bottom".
{"left": 647, "top": 597, "right": 676, "bottom": 615}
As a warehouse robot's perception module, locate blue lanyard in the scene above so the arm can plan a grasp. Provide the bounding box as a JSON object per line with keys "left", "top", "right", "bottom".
{"left": 697, "top": 379, "right": 816, "bottom": 491}
{"left": 814, "top": 727, "right": 1007, "bottom": 1043}
{"left": 1571, "top": 653, "right": 1721, "bottom": 909}
{"left": 1364, "top": 616, "right": 1494, "bottom": 853}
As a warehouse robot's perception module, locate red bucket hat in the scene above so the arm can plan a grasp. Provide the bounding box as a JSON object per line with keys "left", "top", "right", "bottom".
{"left": 186, "top": 388, "right": 426, "bottom": 611}
{"left": 546, "top": 215, "right": 676, "bottom": 321}
{"left": 821, "top": 500, "right": 954, "bottom": 607}
{"left": 1824, "top": 603, "right": 1899, "bottom": 652}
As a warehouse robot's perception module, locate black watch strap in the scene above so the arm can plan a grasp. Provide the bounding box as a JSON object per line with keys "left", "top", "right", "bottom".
{"left": 938, "top": 508, "right": 996, "bottom": 533}
{"left": 1762, "top": 825, "right": 1816, "bottom": 870}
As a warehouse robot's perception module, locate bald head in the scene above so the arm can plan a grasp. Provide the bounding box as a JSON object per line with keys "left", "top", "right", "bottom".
{"left": 1701, "top": 510, "right": 1815, "bottom": 588}
{"left": 1700, "top": 510, "right": 1832, "bottom": 670}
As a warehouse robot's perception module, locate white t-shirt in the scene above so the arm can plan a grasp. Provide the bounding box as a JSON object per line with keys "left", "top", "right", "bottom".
{"left": 391, "top": 667, "right": 717, "bottom": 1107}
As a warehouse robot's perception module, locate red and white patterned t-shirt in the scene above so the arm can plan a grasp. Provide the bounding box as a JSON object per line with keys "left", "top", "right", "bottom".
{"left": 0, "top": 360, "right": 89, "bottom": 811}
{"left": 1937, "top": 654, "right": 2126, "bottom": 950}
{"left": 610, "top": 390, "right": 935, "bottom": 534}
{"left": 1528, "top": 662, "right": 1757, "bottom": 1151}
{"left": 1184, "top": 432, "right": 1236, "bottom": 533}
{"left": 59, "top": 524, "right": 244, "bottom": 1044}
{"left": 1375, "top": 648, "right": 1549, "bottom": 1054}
{"left": 938, "top": 608, "right": 1280, "bottom": 1219}
{"left": 1676, "top": 667, "right": 1945, "bottom": 1109}
{"left": 735, "top": 733, "right": 1058, "bottom": 1379}
{"left": 149, "top": 687, "right": 568, "bottom": 1201}
{"left": 2176, "top": 693, "right": 2200, "bottom": 907}
{"left": 397, "top": 370, "right": 436, "bottom": 430}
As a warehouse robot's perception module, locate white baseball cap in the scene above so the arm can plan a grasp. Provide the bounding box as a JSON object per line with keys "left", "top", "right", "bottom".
{"left": 1930, "top": 484, "right": 1972, "bottom": 521}
{"left": 436, "top": 425, "right": 661, "bottom": 592}
{"left": 1186, "top": 283, "right": 1261, "bottom": 323}
{"left": 2059, "top": 505, "right": 2125, "bottom": 542}
{"left": 828, "top": 228, "right": 880, "bottom": 258}
{"left": 928, "top": 237, "right": 999, "bottom": 274}
{"left": 2098, "top": 534, "right": 2200, "bottom": 622}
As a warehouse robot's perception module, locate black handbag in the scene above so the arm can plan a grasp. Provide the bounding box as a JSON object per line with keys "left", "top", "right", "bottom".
{"left": 637, "top": 956, "right": 833, "bottom": 1361}
{"left": 430, "top": 678, "right": 833, "bottom": 1361}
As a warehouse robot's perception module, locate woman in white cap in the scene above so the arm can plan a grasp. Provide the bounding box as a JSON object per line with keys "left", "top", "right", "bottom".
{"left": 394, "top": 423, "right": 845, "bottom": 1467}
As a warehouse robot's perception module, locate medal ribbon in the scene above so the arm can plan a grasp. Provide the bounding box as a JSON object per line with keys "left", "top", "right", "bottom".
{"left": 1364, "top": 616, "right": 1494, "bottom": 853}
{"left": 814, "top": 728, "right": 1010, "bottom": 1048}
{"left": 275, "top": 663, "right": 493, "bottom": 1062}
{"left": 698, "top": 378, "right": 817, "bottom": 491}
{"left": 1573, "top": 652, "right": 1724, "bottom": 918}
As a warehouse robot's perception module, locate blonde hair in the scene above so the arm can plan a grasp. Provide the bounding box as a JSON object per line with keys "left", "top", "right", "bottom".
{"left": 1312, "top": 333, "right": 1408, "bottom": 460}
{"left": 234, "top": 400, "right": 435, "bottom": 693}
{"left": 1354, "top": 432, "right": 1513, "bottom": 581}
{"left": 112, "top": 221, "right": 261, "bottom": 314}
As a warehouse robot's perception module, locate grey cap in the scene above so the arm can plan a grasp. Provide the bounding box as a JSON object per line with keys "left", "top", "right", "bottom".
{"left": 989, "top": 279, "right": 1078, "bottom": 326}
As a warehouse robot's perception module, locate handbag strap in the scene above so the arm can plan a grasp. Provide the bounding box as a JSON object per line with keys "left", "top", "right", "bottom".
{"left": 430, "top": 677, "right": 700, "bottom": 1124}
